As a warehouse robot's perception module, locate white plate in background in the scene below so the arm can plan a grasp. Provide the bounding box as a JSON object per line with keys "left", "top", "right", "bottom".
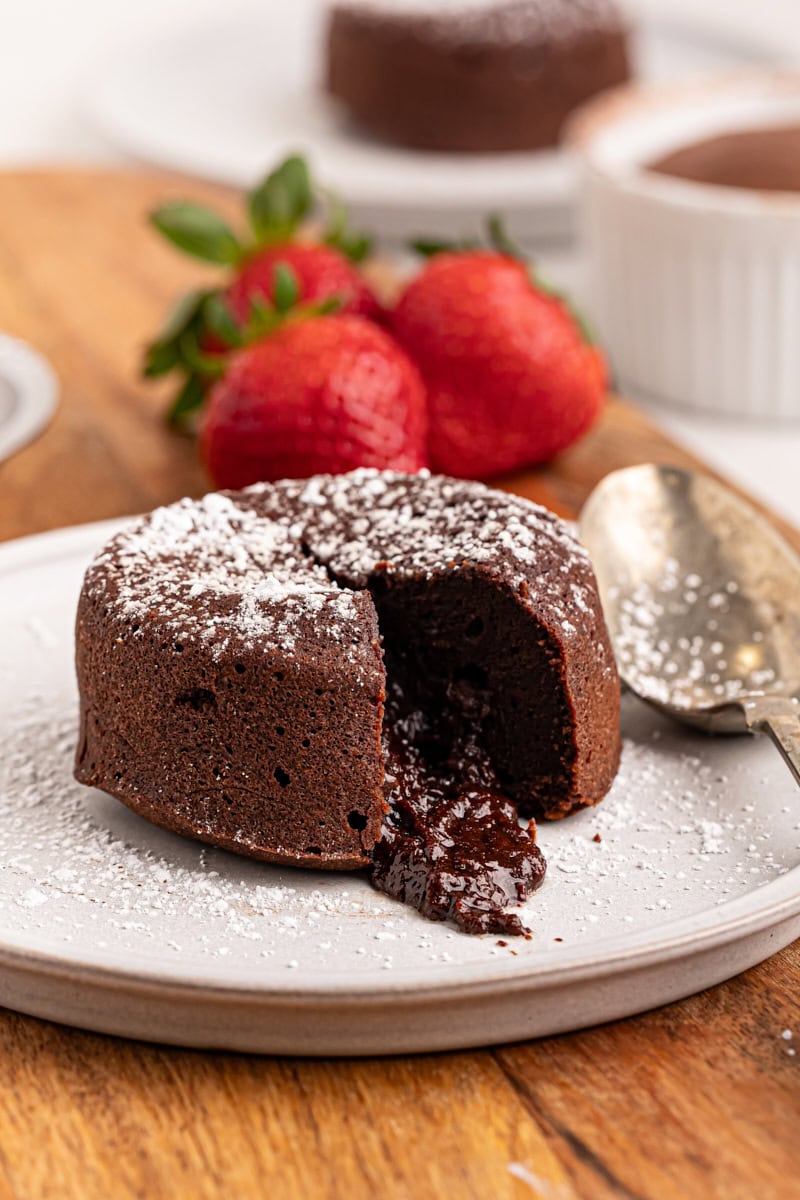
{"left": 0, "top": 520, "right": 798, "bottom": 1055}
{"left": 84, "top": 0, "right": 784, "bottom": 243}
{"left": 0, "top": 335, "right": 58, "bottom": 466}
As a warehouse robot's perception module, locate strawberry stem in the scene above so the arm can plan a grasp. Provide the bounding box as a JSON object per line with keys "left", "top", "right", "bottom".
{"left": 321, "top": 188, "right": 372, "bottom": 262}
{"left": 410, "top": 213, "right": 597, "bottom": 346}
{"left": 411, "top": 235, "right": 478, "bottom": 257}
{"left": 529, "top": 269, "right": 597, "bottom": 346}
{"left": 203, "top": 293, "right": 244, "bottom": 349}
{"left": 247, "top": 154, "right": 313, "bottom": 245}
{"left": 272, "top": 262, "right": 300, "bottom": 314}
{"left": 485, "top": 213, "right": 524, "bottom": 259}
{"left": 166, "top": 374, "right": 207, "bottom": 428}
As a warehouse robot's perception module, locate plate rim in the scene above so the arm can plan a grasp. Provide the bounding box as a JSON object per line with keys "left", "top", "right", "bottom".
{"left": 0, "top": 334, "right": 59, "bottom": 465}
{"left": 1, "top": 518, "right": 798, "bottom": 1005}
{"left": 0, "top": 869, "right": 795, "bottom": 1005}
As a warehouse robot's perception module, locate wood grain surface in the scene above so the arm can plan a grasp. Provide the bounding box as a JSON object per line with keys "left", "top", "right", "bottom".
{"left": 0, "top": 170, "right": 796, "bottom": 1200}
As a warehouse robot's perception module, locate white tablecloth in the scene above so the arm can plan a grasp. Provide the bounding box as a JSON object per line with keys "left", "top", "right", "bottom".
{"left": 1, "top": 0, "right": 799, "bottom": 524}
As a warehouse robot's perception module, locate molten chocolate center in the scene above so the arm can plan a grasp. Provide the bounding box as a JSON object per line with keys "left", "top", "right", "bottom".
{"left": 648, "top": 125, "right": 800, "bottom": 194}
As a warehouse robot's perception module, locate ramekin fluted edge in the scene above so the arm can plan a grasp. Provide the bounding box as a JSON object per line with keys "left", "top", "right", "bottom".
{"left": 568, "top": 72, "right": 800, "bottom": 422}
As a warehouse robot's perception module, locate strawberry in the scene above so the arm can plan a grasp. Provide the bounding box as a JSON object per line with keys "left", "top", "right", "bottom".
{"left": 144, "top": 155, "right": 381, "bottom": 425}
{"left": 201, "top": 314, "right": 428, "bottom": 489}
{"left": 391, "top": 222, "right": 608, "bottom": 479}
{"left": 224, "top": 242, "right": 379, "bottom": 328}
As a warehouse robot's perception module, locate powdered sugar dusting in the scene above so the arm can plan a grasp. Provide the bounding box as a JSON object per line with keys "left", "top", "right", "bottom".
{"left": 333, "top": 0, "right": 627, "bottom": 47}
{"left": 86, "top": 471, "right": 606, "bottom": 671}
{"left": 84, "top": 490, "right": 366, "bottom": 663}
{"left": 610, "top": 559, "right": 780, "bottom": 710}
{"left": 284, "top": 468, "right": 602, "bottom": 653}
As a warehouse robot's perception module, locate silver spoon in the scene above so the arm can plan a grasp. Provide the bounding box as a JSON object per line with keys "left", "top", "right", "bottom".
{"left": 579, "top": 464, "right": 800, "bottom": 787}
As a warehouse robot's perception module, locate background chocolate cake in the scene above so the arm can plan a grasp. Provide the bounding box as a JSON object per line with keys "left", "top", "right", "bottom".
{"left": 325, "top": 0, "right": 632, "bottom": 152}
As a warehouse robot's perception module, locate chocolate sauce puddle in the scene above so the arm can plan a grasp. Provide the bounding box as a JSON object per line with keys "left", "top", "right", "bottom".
{"left": 369, "top": 684, "right": 546, "bottom": 937}
{"left": 648, "top": 125, "right": 800, "bottom": 193}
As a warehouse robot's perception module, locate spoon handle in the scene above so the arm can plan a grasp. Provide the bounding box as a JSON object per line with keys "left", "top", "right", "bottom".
{"left": 743, "top": 698, "right": 800, "bottom": 789}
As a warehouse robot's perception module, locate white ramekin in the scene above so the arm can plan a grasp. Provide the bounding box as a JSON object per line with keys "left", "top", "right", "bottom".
{"left": 568, "top": 72, "right": 800, "bottom": 422}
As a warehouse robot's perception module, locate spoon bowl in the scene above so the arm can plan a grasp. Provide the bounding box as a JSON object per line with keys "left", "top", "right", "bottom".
{"left": 579, "top": 465, "right": 800, "bottom": 784}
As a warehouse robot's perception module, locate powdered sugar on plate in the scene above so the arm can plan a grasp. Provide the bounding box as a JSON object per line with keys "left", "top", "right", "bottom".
{"left": 1, "top": 664, "right": 797, "bottom": 978}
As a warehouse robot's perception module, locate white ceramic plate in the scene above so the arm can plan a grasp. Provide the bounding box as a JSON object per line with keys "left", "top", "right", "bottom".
{"left": 0, "top": 335, "right": 58, "bottom": 465}
{"left": 84, "top": 1, "right": 783, "bottom": 243}
{"left": 0, "top": 519, "right": 798, "bottom": 1055}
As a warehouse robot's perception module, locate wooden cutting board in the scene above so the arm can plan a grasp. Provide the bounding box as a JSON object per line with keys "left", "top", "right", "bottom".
{"left": 0, "top": 170, "right": 797, "bottom": 1200}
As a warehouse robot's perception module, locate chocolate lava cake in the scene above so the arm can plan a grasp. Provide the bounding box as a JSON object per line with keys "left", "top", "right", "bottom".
{"left": 324, "top": 0, "right": 631, "bottom": 153}
{"left": 75, "top": 471, "right": 620, "bottom": 934}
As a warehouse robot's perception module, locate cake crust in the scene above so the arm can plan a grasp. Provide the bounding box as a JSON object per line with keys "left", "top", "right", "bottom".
{"left": 325, "top": 0, "right": 631, "bottom": 153}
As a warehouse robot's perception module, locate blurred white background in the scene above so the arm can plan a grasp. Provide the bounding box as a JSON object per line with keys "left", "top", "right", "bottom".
{"left": 1, "top": 0, "right": 799, "bottom": 520}
{"left": 2, "top": 0, "right": 797, "bottom": 166}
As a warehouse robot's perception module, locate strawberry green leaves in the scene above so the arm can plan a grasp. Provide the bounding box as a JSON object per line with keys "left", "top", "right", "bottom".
{"left": 150, "top": 158, "right": 312, "bottom": 265}
{"left": 143, "top": 289, "right": 217, "bottom": 380}
{"left": 240, "top": 271, "right": 343, "bottom": 341}
{"left": 322, "top": 192, "right": 372, "bottom": 263}
{"left": 203, "top": 292, "right": 244, "bottom": 349}
{"left": 411, "top": 235, "right": 478, "bottom": 257}
{"left": 529, "top": 269, "right": 596, "bottom": 346}
{"left": 411, "top": 213, "right": 517, "bottom": 260}
{"left": 247, "top": 155, "right": 313, "bottom": 244}
{"left": 486, "top": 213, "right": 521, "bottom": 259}
{"left": 144, "top": 287, "right": 227, "bottom": 427}
{"left": 272, "top": 262, "right": 300, "bottom": 314}
{"left": 144, "top": 261, "right": 345, "bottom": 428}
{"left": 149, "top": 154, "right": 367, "bottom": 264}
{"left": 145, "top": 153, "right": 375, "bottom": 427}
{"left": 149, "top": 204, "right": 243, "bottom": 266}
{"left": 168, "top": 374, "right": 208, "bottom": 427}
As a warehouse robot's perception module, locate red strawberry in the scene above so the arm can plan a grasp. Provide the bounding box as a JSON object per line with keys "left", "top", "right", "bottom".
{"left": 225, "top": 242, "right": 380, "bottom": 326}
{"left": 201, "top": 315, "right": 428, "bottom": 489}
{"left": 391, "top": 246, "right": 607, "bottom": 479}
{"left": 144, "top": 155, "right": 381, "bottom": 425}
